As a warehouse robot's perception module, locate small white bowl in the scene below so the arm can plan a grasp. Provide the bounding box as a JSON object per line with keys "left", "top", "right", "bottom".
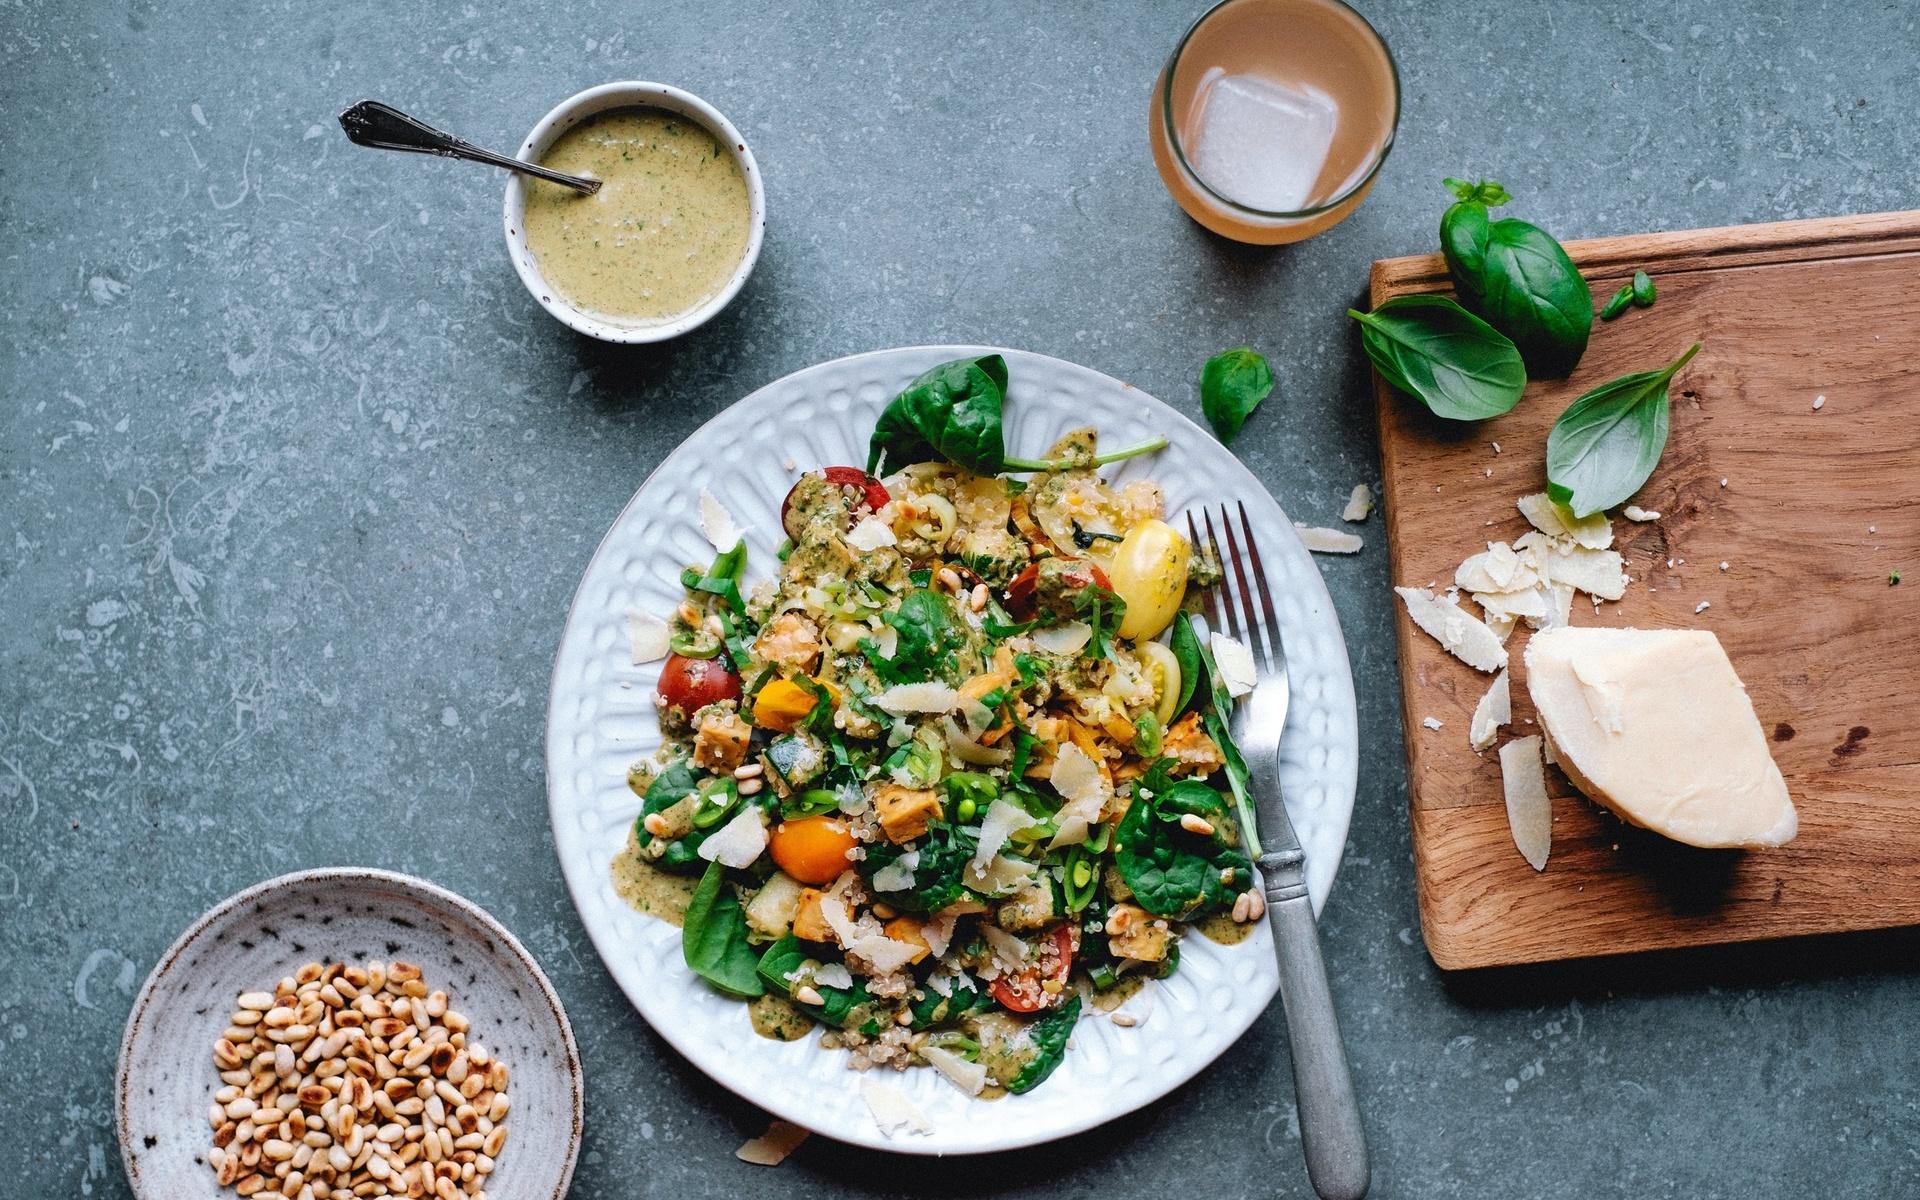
{"left": 502, "top": 81, "right": 766, "bottom": 343}
{"left": 117, "top": 868, "right": 582, "bottom": 1200}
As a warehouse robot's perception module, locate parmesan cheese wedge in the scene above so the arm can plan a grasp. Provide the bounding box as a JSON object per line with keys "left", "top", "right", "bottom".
{"left": 1517, "top": 493, "right": 1612, "bottom": 550}
{"left": 1394, "top": 586, "right": 1508, "bottom": 673}
{"left": 1525, "top": 627, "right": 1797, "bottom": 849}
{"left": 1470, "top": 670, "right": 1510, "bottom": 751}
{"left": 1499, "top": 736, "right": 1552, "bottom": 871}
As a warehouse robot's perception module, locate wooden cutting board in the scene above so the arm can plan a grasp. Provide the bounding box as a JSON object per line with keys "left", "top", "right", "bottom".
{"left": 1371, "top": 210, "right": 1920, "bottom": 970}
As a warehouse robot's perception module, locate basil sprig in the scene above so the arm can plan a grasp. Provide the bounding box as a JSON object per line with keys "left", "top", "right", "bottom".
{"left": 1546, "top": 343, "right": 1701, "bottom": 518}
{"left": 1440, "top": 178, "right": 1592, "bottom": 378}
{"left": 1348, "top": 296, "right": 1527, "bottom": 421}
{"left": 1199, "top": 348, "right": 1274, "bottom": 445}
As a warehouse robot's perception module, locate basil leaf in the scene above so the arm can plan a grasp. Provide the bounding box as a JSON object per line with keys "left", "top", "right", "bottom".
{"left": 1440, "top": 183, "right": 1592, "bottom": 378}
{"left": 1005, "top": 995, "right": 1082, "bottom": 1094}
{"left": 682, "top": 861, "right": 765, "bottom": 999}
{"left": 866, "top": 355, "right": 1010, "bottom": 475}
{"left": 1443, "top": 177, "right": 1512, "bottom": 206}
{"left": 1599, "top": 284, "right": 1634, "bottom": 321}
{"left": 1545, "top": 344, "right": 1701, "bottom": 518}
{"left": 1199, "top": 348, "right": 1275, "bottom": 445}
{"left": 1348, "top": 296, "right": 1526, "bottom": 421}
{"left": 1631, "top": 269, "right": 1656, "bottom": 307}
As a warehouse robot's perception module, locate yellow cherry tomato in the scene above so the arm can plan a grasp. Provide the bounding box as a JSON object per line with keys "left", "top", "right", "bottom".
{"left": 1109, "top": 519, "right": 1190, "bottom": 641}
{"left": 768, "top": 815, "right": 859, "bottom": 885}
{"left": 1135, "top": 640, "right": 1183, "bottom": 726}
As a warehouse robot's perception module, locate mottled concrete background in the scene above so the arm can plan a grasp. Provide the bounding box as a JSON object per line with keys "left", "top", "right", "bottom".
{"left": 4, "top": 1, "right": 1917, "bottom": 1196}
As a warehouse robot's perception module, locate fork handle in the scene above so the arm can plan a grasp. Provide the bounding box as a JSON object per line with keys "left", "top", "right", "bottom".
{"left": 1267, "top": 890, "right": 1370, "bottom": 1200}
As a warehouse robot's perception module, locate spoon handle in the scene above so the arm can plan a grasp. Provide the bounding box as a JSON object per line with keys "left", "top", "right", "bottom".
{"left": 337, "top": 100, "right": 602, "bottom": 195}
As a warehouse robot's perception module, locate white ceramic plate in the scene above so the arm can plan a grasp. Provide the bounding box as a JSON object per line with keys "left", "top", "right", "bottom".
{"left": 546, "top": 346, "right": 1358, "bottom": 1154}
{"left": 117, "top": 868, "right": 582, "bottom": 1199}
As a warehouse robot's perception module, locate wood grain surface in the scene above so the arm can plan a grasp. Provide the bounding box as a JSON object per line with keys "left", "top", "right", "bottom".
{"left": 1371, "top": 210, "right": 1920, "bottom": 970}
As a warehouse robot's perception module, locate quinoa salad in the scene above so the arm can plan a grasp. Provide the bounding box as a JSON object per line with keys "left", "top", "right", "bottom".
{"left": 615, "top": 355, "right": 1267, "bottom": 1098}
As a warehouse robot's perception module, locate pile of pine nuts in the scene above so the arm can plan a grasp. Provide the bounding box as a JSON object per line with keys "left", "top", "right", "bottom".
{"left": 206, "top": 960, "right": 509, "bottom": 1200}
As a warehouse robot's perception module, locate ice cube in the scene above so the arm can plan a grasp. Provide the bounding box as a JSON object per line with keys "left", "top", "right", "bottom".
{"left": 1188, "top": 73, "right": 1338, "bottom": 212}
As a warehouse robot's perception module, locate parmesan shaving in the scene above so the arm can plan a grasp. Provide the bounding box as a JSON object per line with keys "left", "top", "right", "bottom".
{"left": 845, "top": 515, "right": 898, "bottom": 552}
{"left": 625, "top": 608, "right": 671, "bottom": 664}
{"left": 812, "top": 962, "right": 854, "bottom": 990}
{"left": 1472, "top": 586, "right": 1551, "bottom": 622}
{"left": 1394, "top": 586, "right": 1508, "bottom": 673}
{"left": 1499, "top": 735, "right": 1552, "bottom": 871}
{"left": 981, "top": 925, "right": 1031, "bottom": 969}
{"left": 1456, "top": 542, "right": 1539, "bottom": 594}
{"left": 1047, "top": 742, "right": 1110, "bottom": 848}
{"left": 862, "top": 1080, "right": 933, "bottom": 1138}
{"left": 735, "top": 1120, "right": 811, "bottom": 1166}
{"left": 967, "top": 854, "right": 1036, "bottom": 896}
{"left": 1295, "top": 524, "right": 1363, "bottom": 554}
{"left": 1514, "top": 532, "right": 1627, "bottom": 600}
{"left": 696, "top": 807, "right": 768, "bottom": 870}
{"left": 969, "top": 799, "right": 1035, "bottom": 876}
{"left": 921, "top": 1045, "right": 988, "bottom": 1096}
{"left": 1469, "top": 670, "right": 1510, "bottom": 751}
{"left": 872, "top": 681, "right": 960, "bottom": 714}
{"left": 1209, "top": 632, "right": 1257, "bottom": 698}
{"left": 698, "top": 488, "right": 743, "bottom": 552}
{"left": 869, "top": 850, "right": 920, "bottom": 893}
{"left": 943, "top": 716, "right": 1012, "bottom": 766}
{"left": 1031, "top": 621, "right": 1093, "bottom": 655}
{"left": 1341, "top": 484, "right": 1374, "bottom": 522}
{"left": 1517, "top": 493, "right": 1612, "bottom": 550}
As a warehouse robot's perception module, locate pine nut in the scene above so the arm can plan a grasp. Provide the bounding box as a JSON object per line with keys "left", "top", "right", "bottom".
{"left": 969, "top": 583, "right": 988, "bottom": 612}
{"left": 1246, "top": 889, "right": 1266, "bottom": 920}
{"left": 1178, "top": 813, "right": 1215, "bottom": 836}
{"left": 732, "top": 763, "right": 763, "bottom": 779}
{"left": 1110, "top": 1011, "right": 1140, "bottom": 1027}
{"left": 792, "top": 985, "right": 825, "bottom": 1006}
{"left": 737, "top": 776, "right": 764, "bottom": 796}
{"left": 937, "top": 567, "right": 962, "bottom": 592}
{"left": 238, "top": 992, "right": 276, "bottom": 1012}
{"left": 1231, "top": 892, "right": 1252, "bottom": 923}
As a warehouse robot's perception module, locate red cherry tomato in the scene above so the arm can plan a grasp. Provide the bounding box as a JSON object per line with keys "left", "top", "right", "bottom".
{"left": 657, "top": 653, "right": 741, "bottom": 714}
{"left": 780, "top": 467, "right": 891, "bottom": 539}
{"left": 989, "top": 924, "right": 1076, "bottom": 1013}
{"left": 1003, "top": 558, "right": 1113, "bottom": 622}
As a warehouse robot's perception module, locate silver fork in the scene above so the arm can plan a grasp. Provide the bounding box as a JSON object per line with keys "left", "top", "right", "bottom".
{"left": 1189, "top": 503, "right": 1370, "bottom": 1200}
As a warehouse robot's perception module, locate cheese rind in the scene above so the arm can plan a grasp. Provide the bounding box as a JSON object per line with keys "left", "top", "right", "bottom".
{"left": 1525, "top": 627, "right": 1797, "bottom": 849}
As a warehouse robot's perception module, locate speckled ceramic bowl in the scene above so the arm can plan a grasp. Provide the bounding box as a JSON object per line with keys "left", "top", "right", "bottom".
{"left": 502, "top": 80, "right": 766, "bottom": 344}
{"left": 117, "top": 868, "right": 582, "bottom": 1200}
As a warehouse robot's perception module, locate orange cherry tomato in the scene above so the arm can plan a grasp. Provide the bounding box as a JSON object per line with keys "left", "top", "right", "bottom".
{"left": 989, "top": 924, "right": 1076, "bottom": 1013}
{"left": 768, "top": 815, "right": 860, "bottom": 885}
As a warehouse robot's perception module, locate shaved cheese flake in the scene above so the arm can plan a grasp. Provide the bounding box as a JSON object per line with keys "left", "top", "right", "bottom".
{"left": 812, "top": 962, "right": 854, "bottom": 990}
{"left": 1456, "top": 542, "right": 1539, "bottom": 594}
{"left": 1528, "top": 582, "right": 1574, "bottom": 631}
{"left": 819, "top": 896, "right": 861, "bottom": 947}
{"left": 981, "top": 925, "right": 1031, "bottom": 969}
{"left": 943, "top": 716, "right": 1012, "bottom": 766}
{"left": 921, "top": 1045, "right": 989, "bottom": 1096}
{"left": 696, "top": 806, "right": 768, "bottom": 869}
{"left": 1622, "top": 505, "right": 1661, "bottom": 522}
{"left": 736, "top": 1120, "right": 811, "bottom": 1166}
{"left": 1209, "top": 632, "right": 1258, "bottom": 697}
{"left": 869, "top": 850, "right": 920, "bottom": 893}
{"left": 1342, "top": 484, "right": 1374, "bottom": 522}
{"left": 1047, "top": 742, "right": 1110, "bottom": 848}
{"left": 970, "top": 798, "right": 1036, "bottom": 875}
{"left": 625, "top": 608, "right": 672, "bottom": 664}
{"left": 920, "top": 914, "right": 956, "bottom": 958}
{"left": 1499, "top": 735, "right": 1552, "bottom": 871}
{"left": 1394, "top": 586, "right": 1508, "bottom": 673}
{"left": 1515, "top": 532, "right": 1627, "bottom": 601}
{"left": 1485, "top": 610, "right": 1518, "bottom": 644}
{"left": 1031, "top": 621, "right": 1092, "bottom": 655}
{"left": 967, "top": 854, "right": 1037, "bottom": 896}
{"left": 851, "top": 934, "right": 925, "bottom": 974}
{"left": 873, "top": 681, "right": 960, "bottom": 714}
{"left": 1470, "top": 670, "right": 1510, "bottom": 751}
{"left": 863, "top": 1080, "right": 933, "bottom": 1138}
{"left": 1517, "top": 493, "right": 1612, "bottom": 550}
{"left": 698, "top": 488, "right": 743, "bottom": 552}
{"left": 845, "top": 515, "right": 898, "bottom": 552}
{"left": 1295, "top": 524, "right": 1363, "bottom": 554}
{"left": 1473, "top": 587, "right": 1551, "bottom": 621}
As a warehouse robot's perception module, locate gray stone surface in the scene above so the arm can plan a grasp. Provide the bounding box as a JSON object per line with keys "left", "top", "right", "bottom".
{"left": 4, "top": 1, "right": 1917, "bottom": 1196}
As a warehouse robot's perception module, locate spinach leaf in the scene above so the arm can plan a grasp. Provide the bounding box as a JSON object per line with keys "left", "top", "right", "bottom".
{"left": 866, "top": 354, "right": 1169, "bottom": 476}
{"left": 1545, "top": 343, "right": 1701, "bottom": 518}
{"left": 1114, "top": 763, "right": 1254, "bottom": 920}
{"left": 867, "top": 355, "right": 1010, "bottom": 476}
{"left": 862, "top": 587, "right": 962, "bottom": 683}
{"left": 1168, "top": 614, "right": 1203, "bottom": 716}
{"left": 861, "top": 821, "right": 976, "bottom": 911}
{"left": 1440, "top": 179, "right": 1592, "bottom": 378}
{"left": 1200, "top": 348, "right": 1274, "bottom": 445}
{"left": 682, "top": 861, "right": 765, "bottom": 999}
{"left": 1192, "top": 630, "right": 1262, "bottom": 857}
{"left": 908, "top": 979, "right": 996, "bottom": 1030}
{"left": 1348, "top": 296, "right": 1526, "bottom": 421}
{"left": 755, "top": 936, "right": 873, "bottom": 1026}
{"left": 641, "top": 760, "right": 699, "bottom": 817}
{"left": 1006, "top": 995, "right": 1082, "bottom": 1094}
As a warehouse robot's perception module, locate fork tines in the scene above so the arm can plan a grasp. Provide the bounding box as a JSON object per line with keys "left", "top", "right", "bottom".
{"left": 1186, "top": 502, "right": 1285, "bottom": 673}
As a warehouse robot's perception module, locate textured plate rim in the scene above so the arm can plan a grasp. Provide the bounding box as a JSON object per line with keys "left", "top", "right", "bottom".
{"left": 114, "top": 866, "right": 585, "bottom": 1199}
{"left": 544, "top": 344, "right": 1359, "bottom": 1154}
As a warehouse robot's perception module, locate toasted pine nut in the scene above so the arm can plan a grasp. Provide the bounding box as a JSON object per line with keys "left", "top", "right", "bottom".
{"left": 792, "top": 985, "right": 825, "bottom": 1006}
{"left": 736, "top": 776, "right": 763, "bottom": 796}
{"left": 1178, "top": 813, "right": 1215, "bottom": 837}
{"left": 1246, "top": 889, "right": 1266, "bottom": 920}
{"left": 969, "top": 583, "right": 988, "bottom": 611}
{"left": 732, "top": 763, "right": 763, "bottom": 779}
{"left": 1232, "top": 892, "right": 1252, "bottom": 923}
{"left": 936, "top": 567, "right": 962, "bottom": 591}
{"left": 1109, "top": 1011, "right": 1140, "bottom": 1028}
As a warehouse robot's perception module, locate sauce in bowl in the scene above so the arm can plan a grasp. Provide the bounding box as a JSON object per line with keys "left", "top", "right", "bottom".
{"left": 522, "top": 108, "right": 751, "bottom": 325}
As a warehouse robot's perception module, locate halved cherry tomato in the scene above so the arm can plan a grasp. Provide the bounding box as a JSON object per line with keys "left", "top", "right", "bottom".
{"left": 1003, "top": 558, "right": 1113, "bottom": 623}
{"left": 657, "top": 653, "right": 741, "bottom": 714}
{"left": 780, "top": 467, "right": 891, "bottom": 539}
{"left": 768, "top": 815, "right": 860, "bottom": 885}
{"left": 988, "top": 924, "right": 1076, "bottom": 1013}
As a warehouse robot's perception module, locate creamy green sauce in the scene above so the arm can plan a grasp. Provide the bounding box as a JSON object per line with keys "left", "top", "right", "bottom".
{"left": 1194, "top": 910, "right": 1255, "bottom": 945}
{"left": 611, "top": 831, "right": 698, "bottom": 926}
{"left": 748, "top": 994, "right": 815, "bottom": 1042}
{"left": 524, "top": 108, "right": 750, "bottom": 324}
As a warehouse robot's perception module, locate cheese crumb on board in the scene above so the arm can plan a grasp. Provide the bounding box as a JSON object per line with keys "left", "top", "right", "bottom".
{"left": 1470, "top": 670, "right": 1511, "bottom": 751}
{"left": 1422, "top": 716, "right": 1444, "bottom": 730}
{"left": 1622, "top": 505, "right": 1661, "bottom": 522}
{"left": 1525, "top": 627, "right": 1796, "bottom": 848}
{"left": 1295, "top": 524, "right": 1364, "bottom": 554}
{"left": 626, "top": 608, "right": 671, "bottom": 664}
{"left": 862, "top": 1080, "right": 934, "bottom": 1137}
{"left": 1517, "top": 493, "right": 1613, "bottom": 550}
{"left": 1394, "top": 586, "right": 1508, "bottom": 673}
{"left": 736, "top": 1120, "right": 811, "bottom": 1166}
{"left": 1813, "top": 394, "right": 1826, "bottom": 410}
{"left": 1342, "top": 484, "right": 1374, "bottom": 522}
{"left": 1695, "top": 600, "right": 1711, "bottom": 614}
{"left": 1720, "top": 562, "right": 1730, "bottom": 571}
{"left": 1499, "top": 735, "right": 1552, "bottom": 872}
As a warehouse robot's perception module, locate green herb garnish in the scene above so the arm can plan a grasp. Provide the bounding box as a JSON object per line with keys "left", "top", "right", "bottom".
{"left": 1440, "top": 178, "right": 1592, "bottom": 378}
{"left": 1545, "top": 343, "right": 1701, "bottom": 518}
{"left": 1199, "top": 347, "right": 1274, "bottom": 445}
{"left": 682, "top": 862, "right": 764, "bottom": 999}
{"left": 1349, "top": 295, "right": 1526, "bottom": 421}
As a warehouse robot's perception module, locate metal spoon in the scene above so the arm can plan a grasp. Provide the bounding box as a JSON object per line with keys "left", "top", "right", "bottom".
{"left": 337, "top": 100, "right": 603, "bottom": 195}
